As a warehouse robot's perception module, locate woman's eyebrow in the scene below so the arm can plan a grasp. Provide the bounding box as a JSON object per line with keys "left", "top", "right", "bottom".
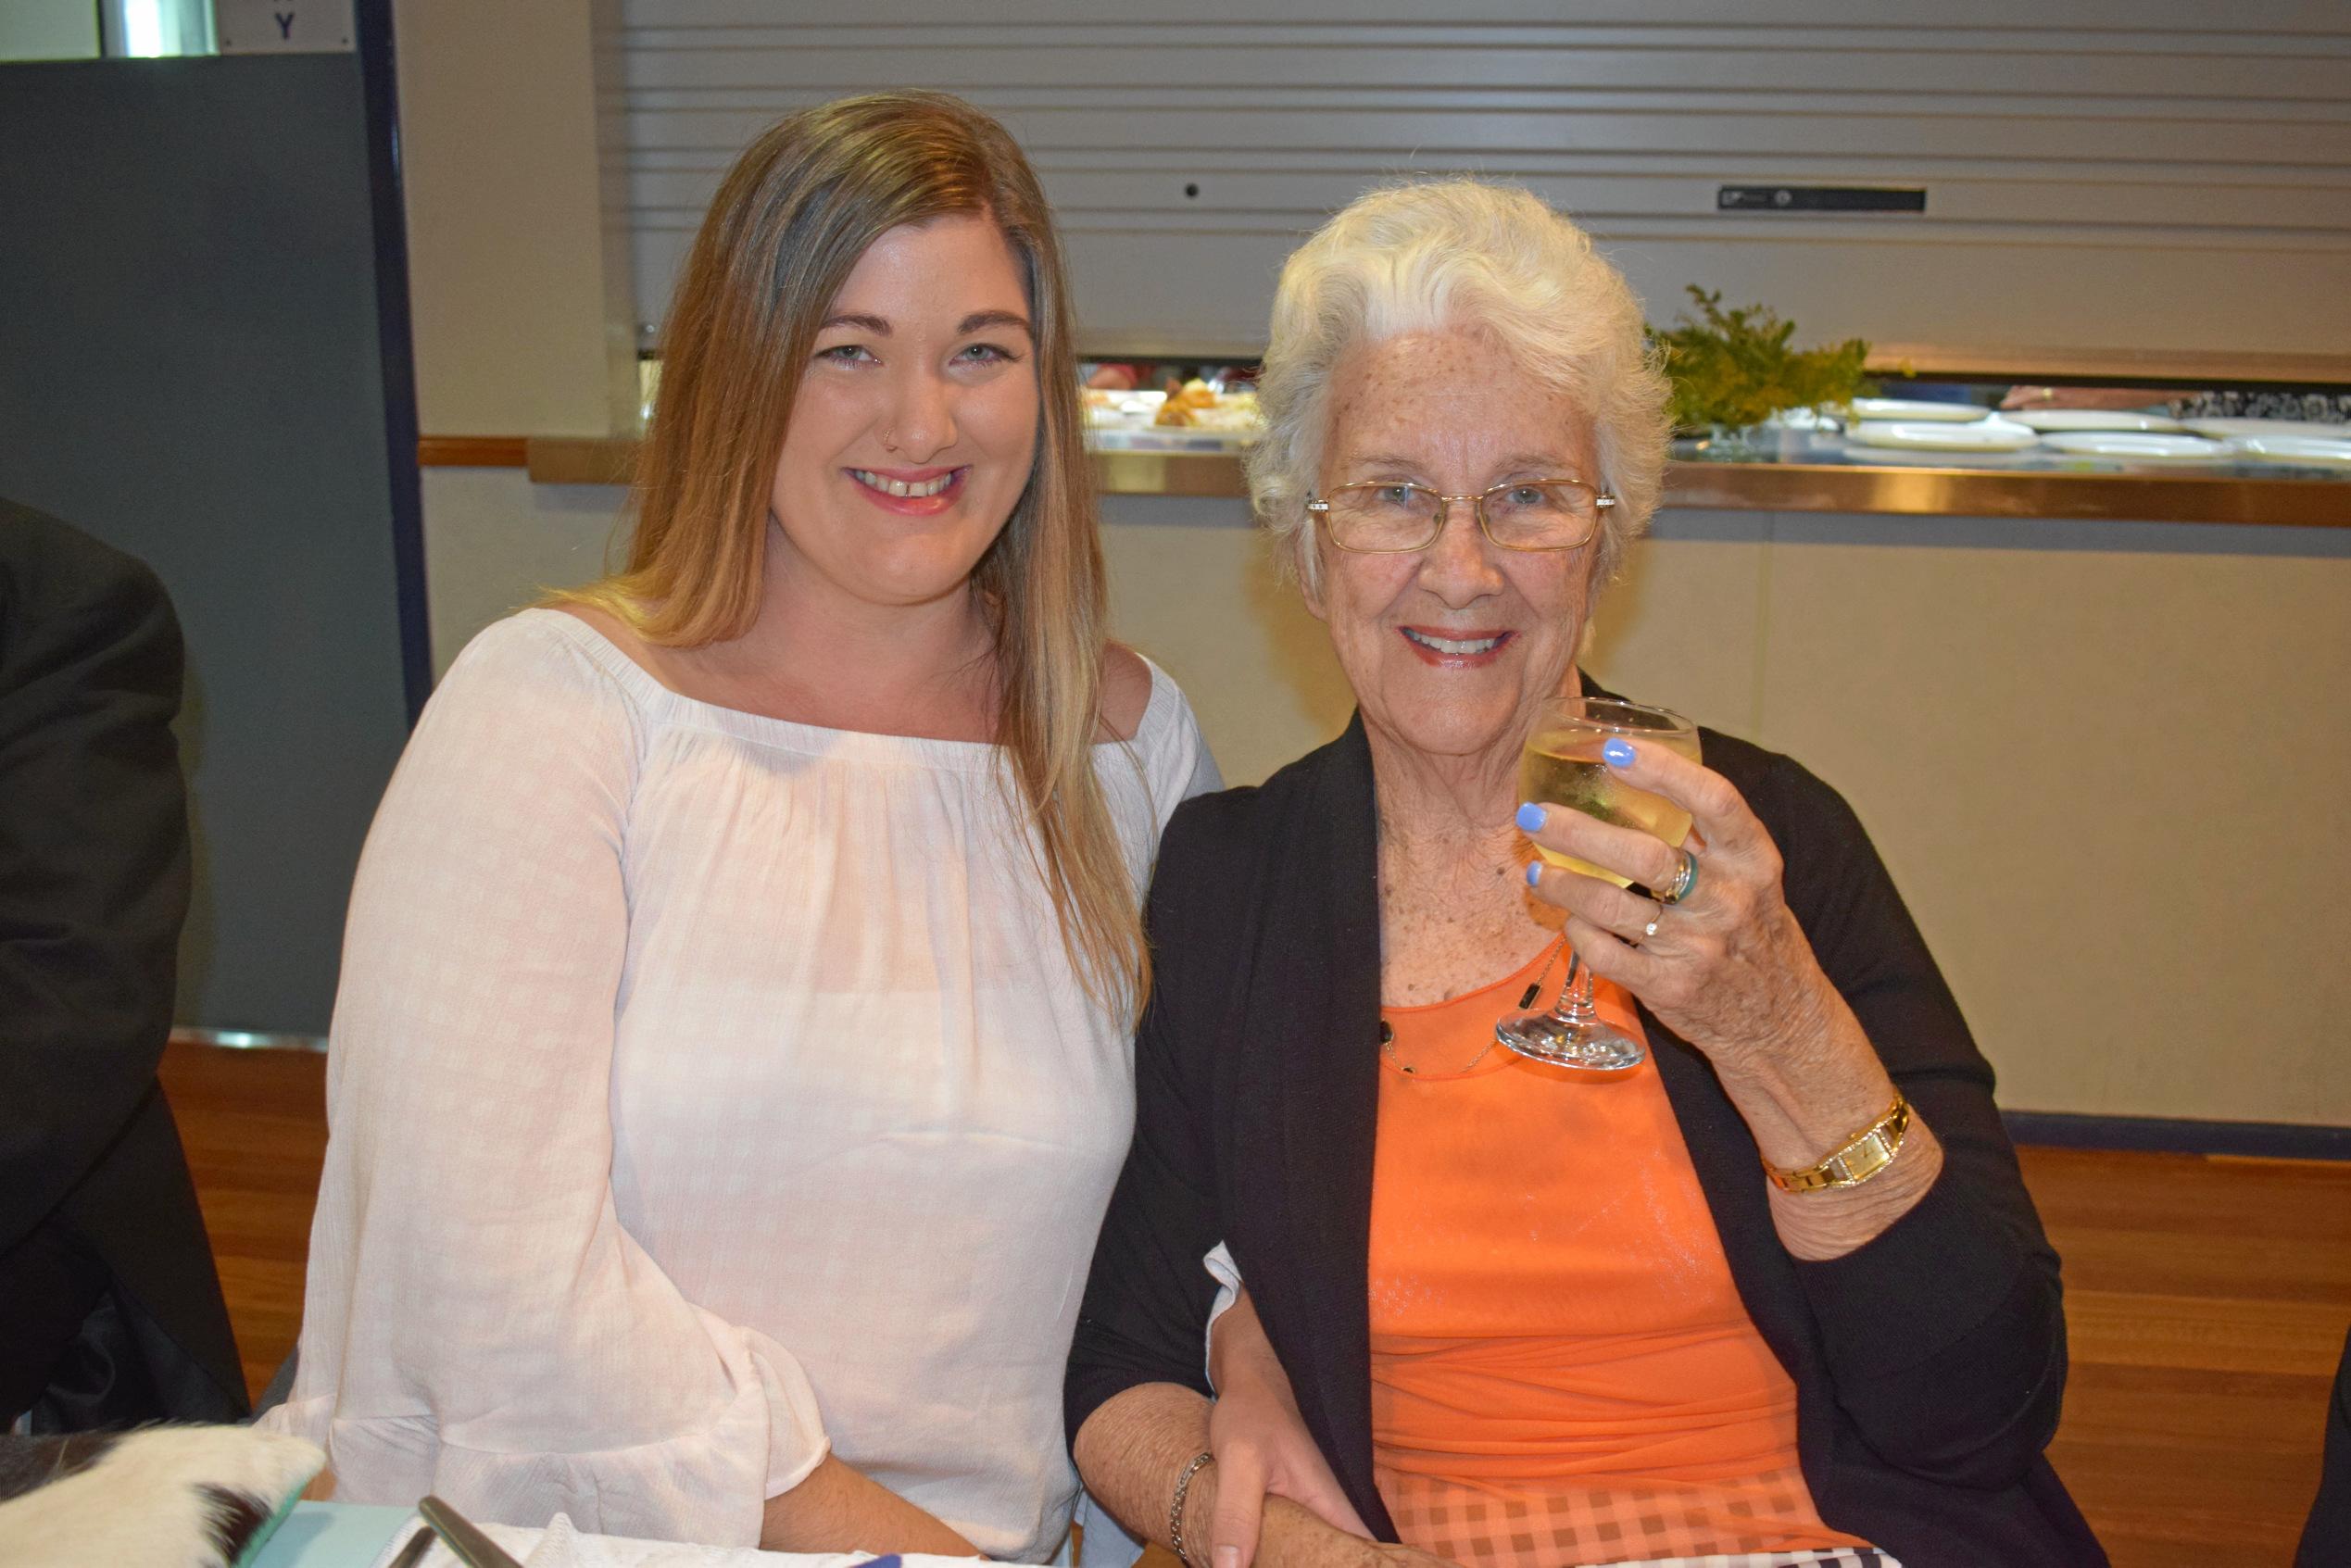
{"left": 819, "top": 313, "right": 890, "bottom": 333}
{"left": 960, "top": 309, "right": 1033, "bottom": 336}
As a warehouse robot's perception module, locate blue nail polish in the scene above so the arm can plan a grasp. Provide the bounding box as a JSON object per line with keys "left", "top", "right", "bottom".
{"left": 1603, "top": 737, "right": 1637, "bottom": 767}
{"left": 1525, "top": 860, "right": 1542, "bottom": 886}
{"left": 1515, "top": 801, "right": 1547, "bottom": 833}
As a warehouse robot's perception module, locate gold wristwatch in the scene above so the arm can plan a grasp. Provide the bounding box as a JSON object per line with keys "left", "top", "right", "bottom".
{"left": 1765, "top": 1090, "right": 1912, "bottom": 1194}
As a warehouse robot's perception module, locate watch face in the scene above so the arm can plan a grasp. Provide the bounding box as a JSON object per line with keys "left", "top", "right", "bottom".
{"left": 1768, "top": 1098, "right": 1906, "bottom": 1190}
{"left": 1844, "top": 1133, "right": 1893, "bottom": 1181}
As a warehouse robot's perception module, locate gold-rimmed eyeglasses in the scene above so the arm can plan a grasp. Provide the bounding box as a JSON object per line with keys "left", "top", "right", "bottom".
{"left": 1305, "top": 479, "right": 1616, "bottom": 554}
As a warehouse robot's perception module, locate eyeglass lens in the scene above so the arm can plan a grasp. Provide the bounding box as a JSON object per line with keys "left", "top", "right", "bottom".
{"left": 1323, "top": 482, "right": 1599, "bottom": 551}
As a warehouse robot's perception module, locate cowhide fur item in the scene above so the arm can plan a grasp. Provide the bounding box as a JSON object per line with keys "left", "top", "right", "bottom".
{"left": 0, "top": 1425, "right": 323, "bottom": 1568}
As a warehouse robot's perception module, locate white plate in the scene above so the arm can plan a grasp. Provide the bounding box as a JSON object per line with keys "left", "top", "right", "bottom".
{"left": 2228, "top": 434, "right": 2351, "bottom": 469}
{"left": 2179, "top": 418, "right": 2351, "bottom": 441}
{"left": 1835, "top": 445, "right": 2036, "bottom": 468}
{"left": 2007, "top": 409, "right": 2187, "bottom": 434}
{"left": 1847, "top": 419, "right": 2039, "bottom": 453}
{"left": 2038, "top": 432, "right": 2229, "bottom": 462}
{"left": 1845, "top": 397, "right": 1993, "bottom": 423}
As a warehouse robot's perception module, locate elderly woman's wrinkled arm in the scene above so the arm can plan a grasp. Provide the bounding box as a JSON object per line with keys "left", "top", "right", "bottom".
{"left": 1075, "top": 1386, "right": 1442, "bottom": 1568}
{"left": 1201, "top": 1286, "right": 1372, "bottom": 1568}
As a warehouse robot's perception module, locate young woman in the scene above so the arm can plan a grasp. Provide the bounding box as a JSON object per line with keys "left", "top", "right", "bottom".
{"left": 266, "top": 93, "right": 1215, "bottom": 1562}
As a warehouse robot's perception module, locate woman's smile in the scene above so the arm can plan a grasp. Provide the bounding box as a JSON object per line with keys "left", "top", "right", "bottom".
{"left": 1399, "top": 625, "right": 1515, "bottom": 667}
{"left": 846, "top": 464, "right": 968, "bottom": 513}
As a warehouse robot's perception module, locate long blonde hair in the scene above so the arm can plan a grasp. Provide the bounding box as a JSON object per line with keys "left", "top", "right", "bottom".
{"left": 555, "top": 92, "right": 1143, "bottom": 1019}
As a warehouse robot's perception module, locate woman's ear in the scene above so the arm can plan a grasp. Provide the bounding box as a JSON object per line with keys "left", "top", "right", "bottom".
{"left": 1297, "top": 536, "right": 1330, "bottom": 623}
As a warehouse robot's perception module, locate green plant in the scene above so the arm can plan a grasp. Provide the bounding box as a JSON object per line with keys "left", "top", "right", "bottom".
{"left": 1647, "top": 286, "right": 1873, "bottom": 433}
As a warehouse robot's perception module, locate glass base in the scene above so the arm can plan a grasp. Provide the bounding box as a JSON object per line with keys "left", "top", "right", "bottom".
{"left": 1493, "top": 1010, "right": 1647, "bottom": 1072}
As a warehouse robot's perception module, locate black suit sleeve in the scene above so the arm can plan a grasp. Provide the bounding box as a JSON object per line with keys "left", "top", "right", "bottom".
{"left": 1065, "top": 797, "right": 1231, "bottom": 1448}
{"left": 0, "top": 514, "right": 191, "bottom": 1255}
{"left": 1759, "top": 753, "right": 2068, "bottom": 1491}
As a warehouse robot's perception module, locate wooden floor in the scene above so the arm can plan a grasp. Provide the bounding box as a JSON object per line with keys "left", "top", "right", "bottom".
{"left": 157, "top": 1042, "right": 2346, "bottom": 1567}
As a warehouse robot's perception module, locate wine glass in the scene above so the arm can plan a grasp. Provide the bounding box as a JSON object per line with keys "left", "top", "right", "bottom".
{"left": 1497, "top": 696, "right": 1702, "bottom": 1071}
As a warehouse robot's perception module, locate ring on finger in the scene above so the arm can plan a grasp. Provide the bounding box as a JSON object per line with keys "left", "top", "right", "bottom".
{"left": 1641, "top": 906, "right": 1665, "bottom": 943}
{"left": 1654, "top": 847, "right": 1700, "bottom": 905}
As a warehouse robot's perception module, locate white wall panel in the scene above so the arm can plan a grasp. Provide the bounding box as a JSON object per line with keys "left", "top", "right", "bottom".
{"left": 613, "top": 2, "right": 2351, "bottom": 359}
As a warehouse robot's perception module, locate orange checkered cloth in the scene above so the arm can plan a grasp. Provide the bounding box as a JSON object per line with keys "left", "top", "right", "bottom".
{"left": 1377, "top": 1466, "right": 1900, "bottom": 1568}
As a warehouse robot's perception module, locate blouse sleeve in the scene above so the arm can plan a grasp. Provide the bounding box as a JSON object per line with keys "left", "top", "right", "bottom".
{"left": 261, "top": 618, "right": 826, "bottom": 1546}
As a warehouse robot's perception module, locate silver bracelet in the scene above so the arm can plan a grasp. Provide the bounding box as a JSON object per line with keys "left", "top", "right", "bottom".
{"left": 1166, "top": 1449, "right": 1214, "bottom": 1568}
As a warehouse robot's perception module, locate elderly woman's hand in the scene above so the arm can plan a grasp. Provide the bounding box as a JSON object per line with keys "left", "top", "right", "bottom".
{"left": 1206, "top": 1289, "right": 1371, "bottom": 1568}
{"left": 1520, "top": 736, "right": 1943, "bottom": 1257}
{"left": 1518, "top": 739, "right": 1837, "bottom": 1077}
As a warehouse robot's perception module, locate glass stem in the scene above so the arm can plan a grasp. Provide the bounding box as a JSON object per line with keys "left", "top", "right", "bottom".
{"left": 1550, "top": 956, "right": 1598, "bottom": 1026}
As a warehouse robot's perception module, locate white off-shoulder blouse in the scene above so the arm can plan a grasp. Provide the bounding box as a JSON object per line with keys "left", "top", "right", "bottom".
{"left": 263, "top": 609, "right": 1217, "bottom": 1561}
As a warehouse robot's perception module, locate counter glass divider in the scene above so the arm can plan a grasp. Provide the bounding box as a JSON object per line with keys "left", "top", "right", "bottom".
{"left": 509, "top": 435, "right": 2351, "bottom": 528}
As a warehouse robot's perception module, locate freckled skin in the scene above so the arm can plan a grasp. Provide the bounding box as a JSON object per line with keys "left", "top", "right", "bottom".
{"left": 1305, "top": 330, "right": 1603, "bottom": 768}
{"left": 1302, "top": 329, "right": 1604, "bottom": 1014}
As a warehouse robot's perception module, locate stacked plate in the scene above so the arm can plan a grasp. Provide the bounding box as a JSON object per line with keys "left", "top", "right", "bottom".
{"left": 1845, "top": 416, "right": 2039, "bottom": 454}
{"left": 2175, "top": 419, "right": 2351, "bottom": 470}
{"left": 2180, "top": 418, "right": 2351, "bottom": 442}
{"left": 2006, "top": 409, "right": 2188, "bottom": 434}
{"left": 1844, "top": 397, "right": 1994, "bottom": 423}
{"left": 2035, "top": 431, "right": 2229, "bottom": 462}
{"left": 2224, "top": 433, "right": 2351, "bottom": 470}
{"left": 1835, "top": 402, "right": 2351, "bottom": 470}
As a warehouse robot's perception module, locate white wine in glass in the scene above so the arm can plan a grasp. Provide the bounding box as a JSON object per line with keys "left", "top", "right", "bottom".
{"left": 1499, "top": 697, "right": 1701, "bottom": 1071}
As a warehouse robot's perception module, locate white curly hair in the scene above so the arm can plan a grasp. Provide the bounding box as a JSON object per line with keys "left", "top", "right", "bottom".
{"left": 1245, "top": 180, "right": 1670, "bottom": 594}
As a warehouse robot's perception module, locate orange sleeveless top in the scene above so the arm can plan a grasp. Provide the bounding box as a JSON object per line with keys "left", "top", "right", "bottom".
{"left": 1368, "top": 947, "right": 1869, "bottom": 1566}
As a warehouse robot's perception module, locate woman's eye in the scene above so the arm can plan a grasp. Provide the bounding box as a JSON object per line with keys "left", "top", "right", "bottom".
{"left": 1375, "top": 485, "right": 1419, "bottom": 506}
{"left": 955, "top": 342, "right": 1020, "bottom": 364}
{"left": 815, "top": 343, "right": 874, "bottom": 364}
{"left": 1504, "top": 486, "right": 1546, "bottom": 507}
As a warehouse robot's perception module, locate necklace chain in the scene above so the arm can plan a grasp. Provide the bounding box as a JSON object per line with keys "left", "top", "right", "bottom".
{"left": 1379, "top": 937, "right": 1567, "bottom": 1075}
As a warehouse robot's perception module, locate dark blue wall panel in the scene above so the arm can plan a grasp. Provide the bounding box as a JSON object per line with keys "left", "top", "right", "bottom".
{"left": 0, "top": 54, "right": 414, "bottom": 1035}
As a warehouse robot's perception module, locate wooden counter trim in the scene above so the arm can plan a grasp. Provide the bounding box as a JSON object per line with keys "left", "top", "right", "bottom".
{"left": 525, "top": 435, "right": 638, "bottom": 485}
{"left": 445, "top": 436, "right": 2350, "bottom": 528}
{"left": 417, "top": 435, "right": 529, "bottom": 468}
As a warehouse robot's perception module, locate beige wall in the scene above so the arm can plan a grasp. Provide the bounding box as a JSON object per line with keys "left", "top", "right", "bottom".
{"left": 420, "top": 479, "right": 2351, "bottom": 1127}
{"left": 1743, "top": 518, "right": 2350, "bottom": 1123}
{"left": 394, "top": 0, "right": 635, "bottom": 436}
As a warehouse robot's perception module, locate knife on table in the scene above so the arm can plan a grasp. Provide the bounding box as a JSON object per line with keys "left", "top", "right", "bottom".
{"left": 418, "top": 1495, "right": 528, "bottom": 1568}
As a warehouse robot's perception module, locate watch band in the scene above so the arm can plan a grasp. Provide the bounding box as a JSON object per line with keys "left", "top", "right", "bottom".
{"left": 1766, "top": 1090, "right": 1912, "bottom": 1194}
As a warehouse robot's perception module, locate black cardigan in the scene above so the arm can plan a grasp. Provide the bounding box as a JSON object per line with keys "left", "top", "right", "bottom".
{"left": 1066, "top": 714, "right": 2104, "bottom": 1567}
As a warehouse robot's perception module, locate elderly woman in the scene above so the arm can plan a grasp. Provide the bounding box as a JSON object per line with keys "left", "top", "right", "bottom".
{"left": 1064, "top": 182, "right": 2102, "bottom": 1568}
